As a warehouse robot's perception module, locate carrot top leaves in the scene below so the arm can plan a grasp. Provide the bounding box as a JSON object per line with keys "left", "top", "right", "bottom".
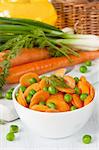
{"left": 0, "top": 17, "right": 79, "bottom": 88}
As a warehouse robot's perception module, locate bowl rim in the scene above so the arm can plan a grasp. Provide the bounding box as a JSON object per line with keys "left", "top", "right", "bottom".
{"left": 13, "top": 84, "right": 96, "bottom": 115}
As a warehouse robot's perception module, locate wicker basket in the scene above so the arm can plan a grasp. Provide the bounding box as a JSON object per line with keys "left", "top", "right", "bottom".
{"left": 52, "top": 0, "right": 99, "bottom": 35}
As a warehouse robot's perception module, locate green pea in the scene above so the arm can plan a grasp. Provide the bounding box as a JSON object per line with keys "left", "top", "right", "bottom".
{"left": 39, "top": 101, "right": 46, "bottom": 105}
{"left": 19, "top": 86, "right": 26, "bottom": 93}
{"left": 5, "top": 92, "right": 12, "bottom": 100}
{"left": 74, "top": 77, "right": 79, "bottom": 84}
{"left": 6, "top": 132, "right": 15, "bottom": 141}
{"left": 82, "top": 135, "right": 92, "bottom": 144}
{"left": 43, "top": 87, "right": 48, "bottom": 92}
{"left": 26, "top": 94, "right": 32, "bottom": 104}
{"left": 85, "top": 61, "right": 92, "bottom": 67}
{"left": 80, "top": 66, "right": 87, "bottom": 73}
{"left": 47, "top": 102, "right": 56, "bottom": 109}
{"left": 10, "top": 125, "right": 19, "bottom": 133}
{"left": 80, "top": 93, "right": 88, "bottom": 101}
{"left": 0, "top": 91, "right": 3, "bottom": 99}
{"left": 74, "top": 87, "right": 80, "bottom": 95}
{"left": 29, "top": 78, "right": 37, "bottom": 84}
{"left": 29, "top": 89, "right": 36, "bottom": 96}
{"left": 70, "top": 106, "right": 77, "bottom": 111}
{"left": 48, "top": 86, "right": 58, "bottom": 95}
{"left": 64, "top": 94, "right": 72, "bottom": 103}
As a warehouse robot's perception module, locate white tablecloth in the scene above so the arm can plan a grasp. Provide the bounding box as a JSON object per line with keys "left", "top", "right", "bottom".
{"left": 0, "top": 83, "right": 99, "bottom": 150}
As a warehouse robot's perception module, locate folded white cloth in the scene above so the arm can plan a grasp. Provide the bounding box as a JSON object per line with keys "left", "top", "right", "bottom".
{"left": 0, "top": 100, "right": 18, "bottom": 121}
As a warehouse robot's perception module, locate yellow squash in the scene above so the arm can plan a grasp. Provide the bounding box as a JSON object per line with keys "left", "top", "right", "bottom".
{"left": 0, "top": 0, "right": 57, "bottom": 25}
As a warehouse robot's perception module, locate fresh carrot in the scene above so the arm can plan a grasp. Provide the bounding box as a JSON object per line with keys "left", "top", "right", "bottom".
{"left": 30, "top": 105, "right": 49, "bottom": 112}
{"left": 20, "top": 72, "right": 40, "bottom": 87}
{"left": 73, "top": 94, "right": 83, "bottom": 108}
{"left": 17, "top": 90, "right": 28, "bottom": 108}
{"left": 84, "top": 95, "right": 93, "bottom": 106}
{"left": 30, "top": 105, "right": 59, "bottom": 112}
{"left": 39, "top": 78, "right": 48, "bottom": 89}
{"left": 56, "top": 87, "right": 75, "bottom": 94}
{"left": 29, "top": 90, "right": 50, "bottom": 108}
{"left": 46, "top": 93, "right": 70, "bottom": 112}
{"left": 24, "top": 83, "right": 40, "bottom": 97}
{"left": 6, "top": 51, "right": 99, "bottom": 84}
{"left": 64, "top": 75, "right": 76, "bottom": 89}
{"left": 78, "top": 81, "right": 89, "bottom": 94}
{"left": 0, "top": 48, "right": 50, "bottom": 67}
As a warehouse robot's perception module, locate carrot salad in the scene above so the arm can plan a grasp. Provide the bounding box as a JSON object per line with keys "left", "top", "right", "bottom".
{"left": 16, "top": 72, "right": 95, "bottom": 112}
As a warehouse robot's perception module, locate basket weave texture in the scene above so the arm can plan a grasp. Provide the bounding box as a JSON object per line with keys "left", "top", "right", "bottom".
{"left": 52, "top": 0, "right": 99, "bottom": 35}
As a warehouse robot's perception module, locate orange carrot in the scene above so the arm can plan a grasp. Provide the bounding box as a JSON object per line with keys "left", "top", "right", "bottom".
{"left": 0, "top": 48, "right": 50, "bottom": 67}
{"left": 64, "top": 75, "right": 75, "bottom": 89}
{"left": 56, "top": 87, "right": 75, "bottom": 94}
{"left": 78, "top": 81, "right": 89, "bottom": 94}
{"left": 39, "top": 78, "right": 48, "bottom": 89}
{"left": 73, "top": 94, "right": 83, "bottom": 108}
{"left": 29, "top": 90, "right": 50, "bottom": 108}
{"left": 17, "top": 90, "right": 28, "bottom": 108}
{"left": 6, "top": 51, "right": 99, "bottom": 84}
{"left": 20, "top": 72, "right": 40, "bottom": 87}
{"left": 30, "top": 105, "right": 49, "bottom": 112}
{"left": 84, "top": 95, "right": 93, "bottom": 106}
{"left": 24, "top": 83, "right": 40, "bottom": 97}
{"left": 46, "top": 93, "right": 70, "bottom": 112}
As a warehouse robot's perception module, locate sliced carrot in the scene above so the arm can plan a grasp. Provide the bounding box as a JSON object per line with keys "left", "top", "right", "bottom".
{"left": 20, "top": 72, "right": 40, "bottom": 87}
{"left": 89, "top": 85, "right": 95, "bottom": 99}
{"left": 46, "top": 93, "right": 70, "bottom": 112}
{"left": 56, "top": 87, "right": 75, "bottom": 94}
{"left": 78, "top": 81, "right": 89, "bottom": 94}
{"left": 64, "top": 75, "right": 76, "bottom": 89}
{"left": 6, "top": 51, "right": 99, "bottom": 84}
{"left": 46, "top": 108, "right": 59, "bottom": 112}
{"left": 71, "top": 100, "right": 76, "bottom": 106}
{"left": 29, "top": 90, "right": 50, "bottom": 108}
{"left": 54, "top": 68, "right": 66, "bottom": 77}
{"left": 84, "top": 95, "right": 93, "bottom": 106}
{"left": 80, "top": 76, "right": 86, "bottom": 82}
{"left": 24, "top": 83, "right": 40, "bottom": 97}
{"left": 17, "top": 90, "right": 28, "bottom": 107}
{"left": 73, "top": 94, "right": 83, "bottom": 108}
{"left": 39, "top": 78, "right": 48, "bottom": 89}
{"left": 30, "top": 105, "right": 48, "bottom": 112}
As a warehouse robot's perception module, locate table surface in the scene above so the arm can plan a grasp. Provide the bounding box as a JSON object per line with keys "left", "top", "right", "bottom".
{"left": 0, "top": 83, "right": 99, "bottom": 150}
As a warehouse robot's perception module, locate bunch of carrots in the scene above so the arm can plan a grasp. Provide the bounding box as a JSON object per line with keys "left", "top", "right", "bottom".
{"left": 0, "top": 48, "right": 99, "bottom": 84}
{"left": 16, "top": 73, "right": 95, "bottom": 112}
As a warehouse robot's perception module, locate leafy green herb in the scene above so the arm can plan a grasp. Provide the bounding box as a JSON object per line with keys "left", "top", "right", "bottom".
{"left": 45, "top": 75, "right": 68, "bottom": 88}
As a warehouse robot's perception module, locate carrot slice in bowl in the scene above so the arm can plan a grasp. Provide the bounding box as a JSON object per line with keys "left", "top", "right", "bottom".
{"left": 46, "top": 93, "right": 70, "bottom": 112}
{"left": 73, "top": 94, "right": 83, "bottom": 108}
{"left": 30, "top": 105, "right": 48, "bottom": 112}
{"left": 29, "top": 90, "right": 50, "bottom": 108}
{"left": 78, "top": 81, "right": 89, "bottom": 94}
{"left": 56, "top": 87, "right": 75, "bottom": 94}
{"left": 39, "top": 78, "right": 48, "bottom": 89}
{"left": 20, "top": 72, "right": 40, "bottom": 87}
{"left": 17, "top": 90, "right": 28, "bottom": 108}
{"left": 24, "top": 83, "right": 40, "bottom": 97}
{"left": 84, "top": 95, "right": 93, "bottom": 106}
{"left": 64, "top": 75, "right": 76, "bottom": 89}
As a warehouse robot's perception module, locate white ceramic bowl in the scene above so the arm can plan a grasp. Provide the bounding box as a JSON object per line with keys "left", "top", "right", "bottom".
{"left": 13, "top": 85, "right": 96, "bottom": 139}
